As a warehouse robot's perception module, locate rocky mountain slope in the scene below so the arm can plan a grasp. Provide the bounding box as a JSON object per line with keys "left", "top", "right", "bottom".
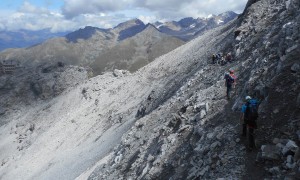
{"left": 0, "top": 63, "right": 90, "bottom": 126}
{"left": 0, "top": 0, "right": 299, "bottom": 179}
{"left": 91, "top": 24, "right": 184, "bottom": 74}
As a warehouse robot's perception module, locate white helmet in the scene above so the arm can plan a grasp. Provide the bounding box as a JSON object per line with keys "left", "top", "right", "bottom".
{"left": 245, "top": 96, "right": 251, "bottom": 100}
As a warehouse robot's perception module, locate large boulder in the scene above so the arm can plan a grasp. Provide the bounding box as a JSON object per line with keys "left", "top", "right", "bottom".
{"left": 113, "top": 69, "right": 130, "bottom": 77}
{"left": 261, "top": 145, "right": 281, "bottom": 160}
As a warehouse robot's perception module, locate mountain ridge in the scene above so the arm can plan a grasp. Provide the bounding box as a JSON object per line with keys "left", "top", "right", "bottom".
{"left": 0, "top": 18, "right": 187, "bottom": 76}
{"left": 0, "top": 12, "right": 237, "bottom": 52}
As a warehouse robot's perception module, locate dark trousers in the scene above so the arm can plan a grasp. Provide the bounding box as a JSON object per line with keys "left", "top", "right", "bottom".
{"left": 242, "top": 123, "right": 255, "bottom": 148}
{"left": 226, "top": 85, "right": 232, "bottom": 99}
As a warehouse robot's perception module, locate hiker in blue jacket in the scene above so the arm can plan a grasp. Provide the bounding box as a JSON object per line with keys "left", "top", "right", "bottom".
{"left": 240, "top": 96, "right": 260, "bottom": 150}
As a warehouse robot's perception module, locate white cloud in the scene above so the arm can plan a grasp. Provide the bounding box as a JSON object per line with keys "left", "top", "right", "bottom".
{"left": 0, "top": 1, "right": 116, "bottom": 32}
{"left": 19, "top": 1, "right": 50, "bottom": 14}
{"left": 0, "top": 0, "right": 248, "bottom": 32}
{"left": 138, "top": 15, "right": 157, "bottom": 24}
{"left": 62, "top": 0, "right": 131, "bottom": 19}
{"left": 136, "top": 0, "right": 248, "bottom": 19}
{"left": 0, "top": 10, "right": 113, "bottom": 33}
{"left": 61, "top": 0, "right": 247, "bottom": 20}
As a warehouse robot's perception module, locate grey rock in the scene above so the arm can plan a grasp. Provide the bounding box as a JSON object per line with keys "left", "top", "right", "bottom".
{"left": 185, "top": 106, "right": 194, "bottom": 114}
{"left": 240, "top": 147, "right": 246, "bottom": 151}
{"left": 276, "top": 138, "right": 289, "bottom": 145}
{"left": 114, "top": 154, "right": 123, "bottom": 164}
{"left": 230, "top": 141, "right": 236, "bottom": 148}
{"left": 287, "top": 155, "right": 293, "bottom": 164}
{"left": 273, "top": 138, "right": 281, "bottom": 144}
{"left": 282, "top": 140, "right": 298, "bottom": 155}
{"left": 261, "top": 145, "right": 281, "bottom": 160}
{"left": 147, "top": 155, "right": 155, "bottom": 162}
{"left": 195, "top": 102, "right": 206, "bottom": 111}
{"left": 276, "top": 143, "right": 285, "bottom": 150}
{"left": 113, "top": 69, "right": 130, "bottom": 77}
{"left": 273, "top": 108, "right": 279, "bottom": 114}
{"left": 286, "top": 45, "right": 298, "bottom": 54}
{"left": 216, "top": 132, "right": 224, "bottom": 140}
{"left": 199, "top": 166, "right": 209, "bottom": 176}
{"left": 221, "top": 158, "right": 228, "bottom": 164}
{"left": 205, "top": 102, "right": 210, "bottom": 112}
{"left": 285, "top": 162, "right": 296, "bottom": 169}
{"left": 254, "top": 84, "right": 268, "bottom": 100}
{"left": 207, "top": 132, "right": 215, "bottom": 139}
{"left": 269, "top": 166, "right": 281, "bottom": 175}
{"left": 291, "top": 63, "right": 300, "bottom": 73}
{"left": 210, "top": 141, "right": 221, "bottom": 150}
{"left": 200, "top": 109, "right": 207, "bottom": 119}
{"left": 235, "top": 35, "right": 242, "bottom": 41}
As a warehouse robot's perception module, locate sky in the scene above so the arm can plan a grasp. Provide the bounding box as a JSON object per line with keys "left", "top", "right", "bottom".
{"left": 0, "top": 0, "right": 248, "bottom": 33}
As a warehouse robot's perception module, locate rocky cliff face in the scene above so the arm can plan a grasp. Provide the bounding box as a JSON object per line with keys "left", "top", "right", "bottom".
{"left": 0, "top": 0, "right": 299, "bottom": 179}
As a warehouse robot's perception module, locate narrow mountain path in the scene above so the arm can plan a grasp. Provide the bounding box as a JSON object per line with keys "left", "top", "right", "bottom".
{"left": 213, "top": 85, "right": 268, "bottom": 179}
{"left": 202, "top": 61, "right": 267, "bottom": 179}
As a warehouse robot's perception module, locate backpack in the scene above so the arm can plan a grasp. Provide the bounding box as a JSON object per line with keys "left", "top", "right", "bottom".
{"left": 225, "top": 74, "right": 235, "bottom": 86}
{"left": 245, "top": 99, "right": 259, "bottom": 121}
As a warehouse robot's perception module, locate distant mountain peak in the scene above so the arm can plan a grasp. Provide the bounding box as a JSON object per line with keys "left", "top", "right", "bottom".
{"left": 114, "top": 18, "right": 145, "bottom": 30}
{"left": 115, "top": 18, "right": 146, "bottom": 41}
{"left": 155, "top": 12, "right": 238, "bottom": 41}
{"left": 65, "top": 26, "right": 101, "bottom": 43}
{"left": 218, "top": 11, "right": 238, "bottom": 17}
{"left": 145, "top": 23, "right": 159, "bottom": 30}
{"left": 178, "top": 17, "right": 197, "bottom": 28}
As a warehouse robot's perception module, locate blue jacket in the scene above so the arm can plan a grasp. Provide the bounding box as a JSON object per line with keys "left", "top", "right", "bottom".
{"left": 241, "top": 99, "right": 259, "bottom": 113}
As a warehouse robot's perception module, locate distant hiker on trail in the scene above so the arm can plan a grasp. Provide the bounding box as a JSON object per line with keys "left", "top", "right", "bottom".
{"left": 240, "top": 96, "right": 260, "bottom": 150}
{"left": 212, "top": 54, "right": 216, "bottom": 64}
{"left": 221, "top": 56, "right": 226, "bottom": 65}
{"left": 215, "top": 53, "right": 221, "bottom": 64}
{"left": 225, "top": 52, "right": 232, "bottom": 63}
{"left": 224, "top": 69, "right": 236, "bottom": 99}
